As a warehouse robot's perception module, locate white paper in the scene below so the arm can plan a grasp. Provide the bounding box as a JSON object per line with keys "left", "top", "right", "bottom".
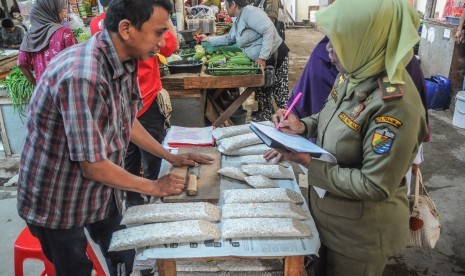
{"left": 427, "top": 27, "right": 435, "bottom": 43}
{"left": 250, "top": 122, "right": 336, "bottom": 162}
{"left": 164, "top": 126, "right": 213, "bottom": 147}
{"left": 421, "top": 26, "right": 428, "bottom": 39}
{"left": 444, "top": 28, "right": 451, "bottom": 39}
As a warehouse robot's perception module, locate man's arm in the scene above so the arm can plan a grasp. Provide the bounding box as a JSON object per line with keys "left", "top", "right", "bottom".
{"left": 80, "top": 159, "right": 186, "bottom": 196}
{"left": 130, "top": 118, "right": 175, "bottom": 163}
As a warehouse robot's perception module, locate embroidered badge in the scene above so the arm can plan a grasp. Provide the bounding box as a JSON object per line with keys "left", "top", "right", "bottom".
{"left": 375, "top": 116, "right": 403, "bottom": 128}
{"left": 338, "top": 75, "right": 345, "bottom": 85}
{"left": 350, "top": 103, "right": 365, "bottom": 120}
{"left": 364, "top": 94, "right": 374, "bottom": 105}
{"left": 378, "top": 77, "right": 404, "bottom": 99}
{"left": 372, "top": 127, "right": 395, "bottom": 154}
{"left": 330, "top": 87, "right": 338, "bottom": 102}
{"left": 339, "top": 113, "right": 360, "bottom": 131}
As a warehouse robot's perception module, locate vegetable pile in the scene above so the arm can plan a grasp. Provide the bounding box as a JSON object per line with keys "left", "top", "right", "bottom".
{"left": 72, "top": 28, "right": 90, "bottom": 43}
{"left": 206, "top": 51, "right": 259, "bottom": 76}
{"left": 3, "top": 66, "right": 34, "bottom": 115}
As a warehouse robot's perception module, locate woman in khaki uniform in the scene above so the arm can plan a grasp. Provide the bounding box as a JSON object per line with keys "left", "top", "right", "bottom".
{"left": 265, "top": 0, "right": 428, "bottom": 275}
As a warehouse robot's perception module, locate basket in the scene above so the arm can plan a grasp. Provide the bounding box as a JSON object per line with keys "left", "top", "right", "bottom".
{"left": 207, "top": 62, "right": 261, "bottom": 76}
{"left": 167, "top": 60, "right": 203, "bottom": 74}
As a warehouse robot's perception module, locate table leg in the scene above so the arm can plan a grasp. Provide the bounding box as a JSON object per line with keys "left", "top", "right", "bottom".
{"left": 156, "top": 259, "right": 177, "bottom": 276}
{"left": 284, "top": 256, "right": 305, "bottom": 276}
{"left": 212, "top": 87, "right": 255, "bottom": 127}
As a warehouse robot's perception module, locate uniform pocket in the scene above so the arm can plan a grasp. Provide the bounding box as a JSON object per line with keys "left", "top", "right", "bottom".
{"left": 316, "top": 194, "right": 363, "bottom": 219}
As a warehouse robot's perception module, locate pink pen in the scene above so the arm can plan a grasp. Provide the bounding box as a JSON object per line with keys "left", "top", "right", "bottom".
{"left": 276, "top": 92, "right": 303, "bottom": 130}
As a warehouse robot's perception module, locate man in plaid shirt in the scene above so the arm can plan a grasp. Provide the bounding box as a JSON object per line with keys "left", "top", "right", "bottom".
{"left": 16, "top": 0, "right": 212, "bottom": 274}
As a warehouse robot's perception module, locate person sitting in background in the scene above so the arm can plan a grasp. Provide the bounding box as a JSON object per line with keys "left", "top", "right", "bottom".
{"left": 1, "top": 18, "right": 25, "bottom": 49}
{"left": 266, "top": 0, "right": 427, "bottom": 274}
{"left": 17, "top": 0, "right": 77, "bottom": 85}
{"left": 198, "top": 0, "right": 289, "bottom": 121}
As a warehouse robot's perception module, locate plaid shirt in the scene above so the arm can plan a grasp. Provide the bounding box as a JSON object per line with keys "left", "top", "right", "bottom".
{"left": 17, "top": 30, "right": 141, "bottom": 229}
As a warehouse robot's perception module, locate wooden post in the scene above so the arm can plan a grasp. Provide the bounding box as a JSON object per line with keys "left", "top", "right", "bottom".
{"left": 425, "top": 0, "right": 437, "bottom": 19}
{"left": 157, "top": 259, "right": 177, "bottom": 276}
{"left": 283, "top": 256, "right": 305, "bottom": 276}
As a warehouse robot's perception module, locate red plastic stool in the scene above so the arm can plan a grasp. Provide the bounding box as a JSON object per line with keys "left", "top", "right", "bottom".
{"left": 14, "top": 227, "right": 106, "bottom": 276}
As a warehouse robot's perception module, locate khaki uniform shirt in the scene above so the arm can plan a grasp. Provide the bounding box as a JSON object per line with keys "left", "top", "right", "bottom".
{"left": 301, "top": 72, "right": 427, "bottom": 261}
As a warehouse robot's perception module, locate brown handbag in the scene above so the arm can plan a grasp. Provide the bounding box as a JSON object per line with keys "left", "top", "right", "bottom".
{"left": 407, "top": 169, "right": 441, "bottom": 249}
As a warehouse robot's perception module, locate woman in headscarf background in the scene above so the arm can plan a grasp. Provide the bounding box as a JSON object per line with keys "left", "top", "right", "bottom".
{"left": 265, "top": 0, "right": 428, "bottom": 274}
{"left": 197, "top": 0, "right": 289, "bottom": 121}
{"left": 18, "top": 0, "right": 77, "bottom": 85}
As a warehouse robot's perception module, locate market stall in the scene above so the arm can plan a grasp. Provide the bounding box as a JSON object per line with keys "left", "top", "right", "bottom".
{"left": 163, "top": 73, "right": 264, "bottom": 127}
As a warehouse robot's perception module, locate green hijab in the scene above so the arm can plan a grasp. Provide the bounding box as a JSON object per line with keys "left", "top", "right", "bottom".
{"left": 316, "top": 0, "right": 420, "bottom": 89}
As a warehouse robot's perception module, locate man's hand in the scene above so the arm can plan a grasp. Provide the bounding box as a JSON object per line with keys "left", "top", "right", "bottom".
{"left": 170, "top": 153, "right": 214, "bottom": 167}
{"left": 153, "top": 173, "right": 186, "bottom": 196}
{"left": 272, "top": 109, "right": 306, "bottom": 134}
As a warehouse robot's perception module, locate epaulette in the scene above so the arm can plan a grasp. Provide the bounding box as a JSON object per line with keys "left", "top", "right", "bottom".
{"left": 378, "top": 76, "right": 404, "bottom": 100}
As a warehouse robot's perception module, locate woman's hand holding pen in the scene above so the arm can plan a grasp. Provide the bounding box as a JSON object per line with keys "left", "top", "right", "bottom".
{"left": 272, "top": 109, "right": 306, "bottom": 135}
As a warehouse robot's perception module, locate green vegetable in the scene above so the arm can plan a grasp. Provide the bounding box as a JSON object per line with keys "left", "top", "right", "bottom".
{"left": 193, "top": 51, "right": 205, "bottom": 60}
{"left": 229, "top": 56, "right": 253, "bottom": 65}
{"left": 3, "top": 66, "right": 35, "bottom": 116}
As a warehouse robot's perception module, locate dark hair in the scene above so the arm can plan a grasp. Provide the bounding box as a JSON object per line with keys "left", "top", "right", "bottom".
{"left": 225, "top": 0, "right": 249, "bottom": 8}
{"left": 104, "top": 0, "right": 173, "bottom": 32}
{"left": 1, "top": 18, "right": 14, "bottom": 28}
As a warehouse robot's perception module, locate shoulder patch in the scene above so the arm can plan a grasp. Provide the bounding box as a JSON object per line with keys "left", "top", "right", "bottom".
{"left": 372, "top": 127, "right": 395, "bottom": 154}
{"left": 375, "top": 116, "right": 403, "bottom": 128}
{"left": 378, "top": 77, "right": 404, "bottom": 99}
{"left": 339, "top": 113, "right": 360, "bottom": 131}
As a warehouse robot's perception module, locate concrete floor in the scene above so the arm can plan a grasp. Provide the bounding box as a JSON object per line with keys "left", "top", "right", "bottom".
{"left": 1, "top": 28, "right": 465, "bottom": 275}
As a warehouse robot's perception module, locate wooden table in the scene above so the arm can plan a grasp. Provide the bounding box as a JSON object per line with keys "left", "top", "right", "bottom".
{"left": 162, "top": 73, "right": 264, "bottom": 127}
{"left": 135, "top": 151, "right": 320, "bottom": 276}
{"left": 156, "top": 256, "right": 305, "bottom": 276}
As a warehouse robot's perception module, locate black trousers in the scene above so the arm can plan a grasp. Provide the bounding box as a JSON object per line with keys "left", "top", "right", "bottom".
{"left": 125, "top": 99, "right": 166, "bottom": 206}
{"left": 27, "top": 199, "right": 134, "bottom": 276}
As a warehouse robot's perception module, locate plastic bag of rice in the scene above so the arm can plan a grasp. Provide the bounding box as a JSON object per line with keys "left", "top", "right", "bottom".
{"left": 223, "top": 188, "right": 304, "bottom": 204}
{"left": 219, "top": 144, "right": 270, "bottom": 156}
{"left": 213, "top": 124, "right": 252, "bottom": 140}
{"left": 221, "top": 218, "right": 311, "bottom": 239}
{"left": 213, "top": 121, "right": 274, "bottom": 140}
{"left": 241, "top": 154, "right": 291, "bottom": 167}
{"left": 244, "top": 175, "right": 278, "bottom": 188}
{"left": 242, "top": 164, "right": 294, "bottom": 179}
{"left": 121, "top": 202, "right": 221, "bottom": 225}
{"left": 109, "top": 220, "right": 221, "bottom": 251}
{"left": 222, "top": 203, "right": 309, "bottom": 220}
{"left": 218, "top": 133, "right": 262, "bottom": 151}
{"left": 217, "top": 167, "right": 247, "bottom": 181}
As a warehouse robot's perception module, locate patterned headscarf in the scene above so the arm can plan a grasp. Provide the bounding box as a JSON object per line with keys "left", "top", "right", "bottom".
{"left": 316, "top": 0, "right": 420, "bottom": 89}
{"left": 20, "top": 0, "right": 65, "bottom": 52}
